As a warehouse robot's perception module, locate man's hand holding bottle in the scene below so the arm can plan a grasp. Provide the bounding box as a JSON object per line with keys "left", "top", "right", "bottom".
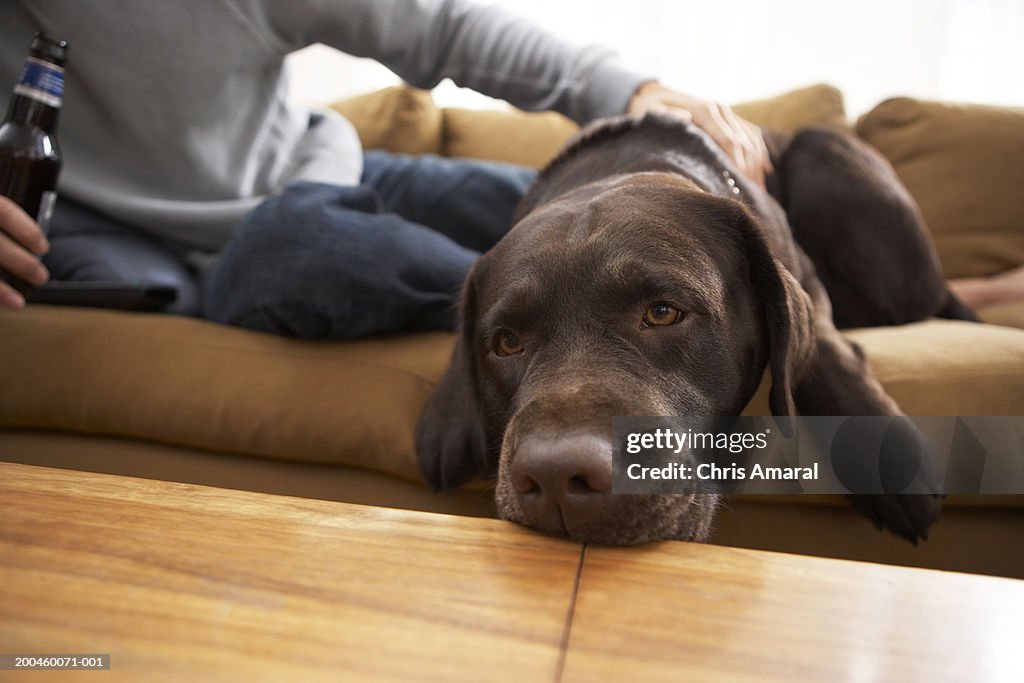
{"left": 0, "top": 197, "right": 49, "bottom": 309}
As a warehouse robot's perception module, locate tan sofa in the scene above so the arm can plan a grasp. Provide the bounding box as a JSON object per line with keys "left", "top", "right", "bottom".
{"left": 2, "top": 85, "right": 1023, "bottom": 577}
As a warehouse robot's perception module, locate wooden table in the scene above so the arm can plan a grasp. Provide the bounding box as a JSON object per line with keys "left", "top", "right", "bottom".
{"left": 1, "top": 462, "right": 1022, "bottom": 682}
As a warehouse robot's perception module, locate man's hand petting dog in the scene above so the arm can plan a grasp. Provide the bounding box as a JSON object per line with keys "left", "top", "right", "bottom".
{"left": 628, "top": 81, "right": 772, "bottom": 188}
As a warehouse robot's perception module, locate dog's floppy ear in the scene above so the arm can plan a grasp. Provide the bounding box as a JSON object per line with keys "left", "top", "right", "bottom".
{"left": 415, "top": 265, "right": 491, "bottom": 491}
{"left": 734, "top": 207, "right": 816, "bottom": 419}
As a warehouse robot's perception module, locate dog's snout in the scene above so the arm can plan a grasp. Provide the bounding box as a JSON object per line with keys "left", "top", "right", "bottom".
{"left": 510, "top": 433, "right": 614, "bottom": 534}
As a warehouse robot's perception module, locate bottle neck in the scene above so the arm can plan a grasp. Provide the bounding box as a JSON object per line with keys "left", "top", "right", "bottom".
{"left": 4, "top": 95, "right": 59, "bottom": 132}
{"left": 5, "top": 54, "right": 64, "bottom": 132}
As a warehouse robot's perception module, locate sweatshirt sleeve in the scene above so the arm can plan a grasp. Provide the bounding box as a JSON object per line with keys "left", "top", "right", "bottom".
{"left": 265, "top": 0, "right": 653, "bottom": 123}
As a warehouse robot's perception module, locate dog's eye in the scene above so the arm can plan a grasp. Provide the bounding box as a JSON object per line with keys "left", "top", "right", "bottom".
{"left": 642, "top": 303, "right": 683, "bottom": 327}
{"left": 495, "top": 331, "right": 524, "bottom": 356}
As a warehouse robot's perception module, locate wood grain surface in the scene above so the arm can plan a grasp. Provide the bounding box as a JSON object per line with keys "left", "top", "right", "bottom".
{"left": 2, "top": 462, "right": 1022, "bottom": 683}
{"left": 0, "top": 463, "right": 581, "bottom": 682}
{"left": 562, "top": 543, "right": 1024, "bottom": 683}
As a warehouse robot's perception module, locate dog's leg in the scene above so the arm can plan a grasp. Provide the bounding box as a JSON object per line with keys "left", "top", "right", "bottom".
{"left": 792, "top": 275, "right": 943, "bottom": 543}
{"left": 739, "top": 212, "right": 943, "bottom": 542}
{"left": 772, "top": 126, "right": 975, "bottom": 328}
{"left": 798, "top": 332, "right": 943, "bottom": 543}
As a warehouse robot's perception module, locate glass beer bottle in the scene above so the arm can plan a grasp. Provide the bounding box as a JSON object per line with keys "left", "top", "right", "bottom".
{"left": 0, "top": 32, "right": 68, "bottom": 295}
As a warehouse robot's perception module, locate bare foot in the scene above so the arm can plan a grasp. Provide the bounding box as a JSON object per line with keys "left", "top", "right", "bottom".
{"left": 948, "top": 264, "right": 1024, "bottom": 310}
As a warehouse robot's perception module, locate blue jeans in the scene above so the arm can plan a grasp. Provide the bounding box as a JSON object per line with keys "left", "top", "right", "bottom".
{"left": 44, "top": 199, "right": 204, "bottom": 315}
{"left": 45, "top": 152, "right": 536, "bottom": 337}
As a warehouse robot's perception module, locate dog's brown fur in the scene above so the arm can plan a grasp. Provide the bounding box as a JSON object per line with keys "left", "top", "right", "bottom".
{"left": 417, "top": 115, "right": 967, "bottom": 545}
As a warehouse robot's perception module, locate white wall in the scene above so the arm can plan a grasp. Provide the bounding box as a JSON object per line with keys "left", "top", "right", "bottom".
{"left": 286, "top": 0, "right": 1024, "bottom": 117}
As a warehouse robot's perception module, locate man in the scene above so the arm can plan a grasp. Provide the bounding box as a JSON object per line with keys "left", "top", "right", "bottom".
{"left": 0, "top": 0, "right": 771, "bottom": 332}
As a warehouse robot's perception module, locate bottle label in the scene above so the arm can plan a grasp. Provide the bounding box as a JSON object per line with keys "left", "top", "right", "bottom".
{"left": 37, "top": 191, "right": 57, "bottom": 235}
{"left": 13, "top": 57, "right": 64, "bottom": 109}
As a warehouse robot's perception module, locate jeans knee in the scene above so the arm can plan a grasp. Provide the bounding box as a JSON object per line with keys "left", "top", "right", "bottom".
{"left": 202, "top": 220, "right": 361, "bottom": 337}
{"left": 203, "top": 181, "right": 477, "bottom": 339}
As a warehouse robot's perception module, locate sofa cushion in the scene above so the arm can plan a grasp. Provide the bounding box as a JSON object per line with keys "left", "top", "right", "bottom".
{"left": 2, "top": 308, "right": 1022, "bottom": 484}
{"left": 740, "top": 320, "right": 1024, "bottom": 417}
{"left": 438, "top": 83, "right": 848, "bottom": 170}
{"left": 732, "top": 83, "right": 848, "bottom": 132}
{"left": 444, "top": 108, "right": 579, "bottom": 169}
{"left": 330, "top": 86, "right": 442, "bottom": 155}
{"left": 856, "top": 98, "right": 1024, "bottom": 279}
{"left": 979, "top": 301, "right": 1024, "bottom": 330}
{"left": 843, "top": 321, "right": 1024, "bottom": 415}
{"left": 0, "top": 306, "right": 451, "bottom": 483}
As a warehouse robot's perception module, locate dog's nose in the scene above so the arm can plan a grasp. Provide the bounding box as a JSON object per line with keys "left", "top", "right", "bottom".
{"left": 510, "top": 433, "right": 614, "bottom": 534}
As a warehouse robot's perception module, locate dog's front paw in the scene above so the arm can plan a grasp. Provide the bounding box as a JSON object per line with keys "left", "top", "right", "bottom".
{"left": 848, "top": 493, "right": 944, "bottom": 544}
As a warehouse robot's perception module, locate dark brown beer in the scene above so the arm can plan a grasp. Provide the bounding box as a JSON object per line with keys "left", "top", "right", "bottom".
{"left": 0, "top": 33, "right": 68, "bottom": 295}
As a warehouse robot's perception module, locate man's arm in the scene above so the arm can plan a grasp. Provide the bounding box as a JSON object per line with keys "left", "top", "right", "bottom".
{"left": 269, "top": 0, "right": 648, "bottom": 123}
{"left": 265, "top": 0, "right": 769, "bottom": 182}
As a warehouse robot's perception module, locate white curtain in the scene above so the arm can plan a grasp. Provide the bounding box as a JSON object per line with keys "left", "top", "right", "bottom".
{"left": 287, "top": 0, "right": 1024, "bottom": 116}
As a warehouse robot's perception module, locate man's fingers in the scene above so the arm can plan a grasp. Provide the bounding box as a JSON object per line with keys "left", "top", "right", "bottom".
{"left": 731, "top": 112, "right": 773, "bottom": 181}
{"left": 752, "top": 125, "right": 773, "bottom": 177}
{"left": 643, "top": 100, "right": 694, "bottom": 123}
{"left": 0, "top": 195, "right": 49, "bottom": 301}
{"left": 733, "top": 115, "right": 772, "bottom": 187}
{"left": 700, "top": 103, "right": 751, "bottom": 180}
{"left": 653, "top": 89, "right": 705, "bottom": 111}
{"left": 0, "top": 281, "right": 26, "bottom": 310}
{"left": 0, "top": 231, "right": 49, "bottom": 285}
{"left": 626, "top": 84, "right": 773, "bottom": 189}
{"left": 717, "top": 106, "right": 757, "bottom": 180}
{"left": 726, "top": 111, "right": 763, "bottom": 186}
{"left": 664, "top": 107, "right": 694, "bottom": 124}
{"left": 711, "top": 104, "right": 767, "bottom": 189}
{"left": 0, "top": 195, "right": 49, "bottom": 255}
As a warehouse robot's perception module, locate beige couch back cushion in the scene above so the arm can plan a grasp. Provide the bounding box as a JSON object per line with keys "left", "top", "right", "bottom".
{"left": 732, "top": 83, "right": 848, "bottom": 132}
{"left": 857, "top": 98, "right": 1024, "bottom": 279}
{"left": 441, "top": 83, "right": 847, "bottom": 169}
{"left": 330, "top": 86, "right": 442, "bottom": 156}
{"left": 444, "top": 108, "right": 579, "bottom": 168}
{"left": 332, "top": 83, "right": 848, "bottom": 170}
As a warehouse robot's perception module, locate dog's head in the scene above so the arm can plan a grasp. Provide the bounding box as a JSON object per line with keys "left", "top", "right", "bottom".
{"left": 416, "top": 172, "right": 815, "bottom": 544}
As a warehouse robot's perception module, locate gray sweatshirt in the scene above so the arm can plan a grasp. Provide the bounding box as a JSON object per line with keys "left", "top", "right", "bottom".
{"left": 0, "top": 0, "right": 648, "bottom": 252}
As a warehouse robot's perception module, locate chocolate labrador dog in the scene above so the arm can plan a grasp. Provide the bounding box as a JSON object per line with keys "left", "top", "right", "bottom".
{"left": 416, "top": 115, "right": 972, "bottom": 545}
